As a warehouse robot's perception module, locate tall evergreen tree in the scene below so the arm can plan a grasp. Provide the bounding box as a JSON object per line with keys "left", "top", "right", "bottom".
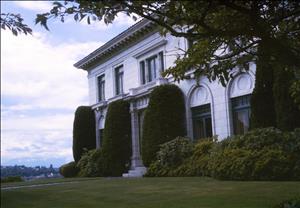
{"left": 250, "top": 44, "right": 276, "bottom": 128}
{"left": 101, "top": 100, "right": 132, "bottom": 176}
{"left": 273, "top": 67, "right": 300, "bottom": 131}
{"left": 73, "top": 106, "right": 96, "bottom": 162}
{"left": 142, "top": 84, "right": 186, "bottom": 166}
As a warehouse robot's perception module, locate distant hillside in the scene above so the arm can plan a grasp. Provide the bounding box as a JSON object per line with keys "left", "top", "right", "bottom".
{"left": 1, "top": 165, "right": 60, "bottom": 179}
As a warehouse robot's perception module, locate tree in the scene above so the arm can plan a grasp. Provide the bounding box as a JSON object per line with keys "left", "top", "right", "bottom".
{"left": 1, "top": 13, "right": 32, "bottom": 36}
{"left": 35, "top": 1, "right": 300, "bottom": 85}
{"left": 101, "top": 100, "right": 132, "bottom": 176}
{"left": 142, "top": 84, "right": 186, "bottom": 166}
{"left": 273, "top": 67, "right": 300, "bottom": 131}
{"left": 73, "top": 106, "right": 96, "bottom": 162}
{"left": 250, "top": 43, "right": 276, "bottom": 129}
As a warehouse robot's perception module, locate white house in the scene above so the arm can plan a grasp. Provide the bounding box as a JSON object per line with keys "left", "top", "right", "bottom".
{"left": 74, "top": 19, "right": 256, "bottom": 177}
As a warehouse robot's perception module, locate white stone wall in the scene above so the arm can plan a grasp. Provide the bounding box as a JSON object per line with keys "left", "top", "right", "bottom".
{"left": 87, "top": 31, "right": 256, "bottom": 140}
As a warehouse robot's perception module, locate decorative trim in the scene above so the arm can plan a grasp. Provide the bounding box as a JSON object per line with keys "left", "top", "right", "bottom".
{"left": 133, "top": 40, "right": 168, "bottom": 58}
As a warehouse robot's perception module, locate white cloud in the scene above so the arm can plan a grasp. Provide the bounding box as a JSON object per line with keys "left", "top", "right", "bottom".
{"left": 14, "top": 1, "right": 54, "bottom": 13}
{"left": 1, "top": 30, "right": 101, "bottom": 167}
{"left": 78, "top": 13, "right": 137, "bottom": 31}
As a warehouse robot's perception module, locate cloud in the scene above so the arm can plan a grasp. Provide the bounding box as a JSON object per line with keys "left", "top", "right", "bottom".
{"left": 78, "top": 13, "right": 137, "bottom": 31}
{"left": 1, "top": 30, "right": 101, "bottom": 167}
{"left": 14, "top": 1, "right": 54, "bottom": 13}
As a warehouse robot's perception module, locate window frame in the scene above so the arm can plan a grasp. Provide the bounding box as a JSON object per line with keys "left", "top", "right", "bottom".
{"left": 231, "top": 94, "right": 251, "bottom": 135}
{"left": 114, "top": 65, "right": 124, "bottom": 96}
{"left": 97, "top": 74, "right": 105, "bottom": 102}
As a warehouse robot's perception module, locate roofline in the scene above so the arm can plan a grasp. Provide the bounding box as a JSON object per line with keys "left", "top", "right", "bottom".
{"left": 74, "top": 18, "right": 155, "bottom": 70}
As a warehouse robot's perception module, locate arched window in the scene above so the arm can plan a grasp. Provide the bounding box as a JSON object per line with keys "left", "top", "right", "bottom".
{"left": 189, "top": 86, "right": 213, "bottom": 140}
{"left": 228, "top": 73, "right": 254, "bottom": 135}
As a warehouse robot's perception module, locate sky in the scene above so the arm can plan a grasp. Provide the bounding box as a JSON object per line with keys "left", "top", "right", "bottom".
{"left": 1, "top": 1, "right": 136, "bottom": 167}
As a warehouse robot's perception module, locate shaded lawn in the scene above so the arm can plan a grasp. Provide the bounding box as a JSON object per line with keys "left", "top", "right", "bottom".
{"left": 1, "top": 177, "right": 299, "bottom": 208}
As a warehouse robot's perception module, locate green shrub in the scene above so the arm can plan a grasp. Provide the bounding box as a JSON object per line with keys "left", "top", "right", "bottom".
{"left": 210, "top": 128, "right": 300, "bottom": 180}
{"left": 59, "top": 161, "right": 79, "bottom": 178}
{"left": 102, "top": 100, "right": 131, "bottom": 176}
{"left": 73, "top": 106, "right": 96, "bottom": 162}
{"left": 146, "top": 137, "right": 193, "bottom": 176}
{"left": 77, "top": 149, "right": 104, "bottom": 177}
{"left": 1, "top": 176, "right": 23, "bottom": 183}
{"left": 273, "top": 197, "right": 300, "bottom": 208}
{"left": 142, "top": 84, "right": 186, "bottom": 166}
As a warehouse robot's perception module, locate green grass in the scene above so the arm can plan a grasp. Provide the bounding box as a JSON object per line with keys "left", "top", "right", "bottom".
{"left": 1, "top": 177, "right": 299, "bottom": 208}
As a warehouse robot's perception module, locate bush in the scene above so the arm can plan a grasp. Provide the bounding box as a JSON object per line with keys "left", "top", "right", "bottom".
{"left": 273, "top": 197, "right": 300, "bottom": 208}
{"left": 73, "top": 106, "right": 96, "bottom": 162}
{"left": 101, "top": 100, "right": 132, "bottom": 176}
{"left": 77, "top": 149, "right": 104, "bottom": 177}
{"left": 142, "top": 84, "right": 186, "bottom": 166}
{"left": 1, "top": 176, "right": 23, "bottom": 183}
{"left": 59, "top": 161, "right": 79, "bottom": 178}
{"left": 210, "top": 128, "right": 300, "bottom": 180}
{"left": 146, "top": 137, "right": 193, "bottom": 176}
{"left": 146, "top": 128, "right": 300, "bottom": 180}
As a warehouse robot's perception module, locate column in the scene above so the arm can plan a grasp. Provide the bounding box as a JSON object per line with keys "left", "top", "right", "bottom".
{"left": 95, "top": 111, "right": 101, "bottom": 149}
{"left": 130, "top": 103, "right": 143, "bottom": 169}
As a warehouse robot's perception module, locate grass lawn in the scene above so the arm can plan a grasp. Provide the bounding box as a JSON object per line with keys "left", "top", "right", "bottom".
{"left": 1, "top": 177, "right": 299, "bottom": 208}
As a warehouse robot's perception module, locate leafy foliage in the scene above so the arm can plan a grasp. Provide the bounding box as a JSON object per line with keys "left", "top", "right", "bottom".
{"left": 142, "top": 84, "right": 186, "bottom": 166}
{"left": 146, "top": 137, "right": 193, "bottom": 176}
{"left": 36, "top": 1, "right": 300, "bottom": 85}
{"left": 101, "top": 100, "right": 132, "bottom": 176}
{"left": 59, "top": 161, "right": 79, "bottom": 178}
{"left": 273, "top": 197, "right": 300, "bottom": 208}
{"left": 1, "top": 13, "right": 32, "bottom": 36}
{"left": 146, "top": 128, "right": 300, "bottom": 180}
{"left": 76, "top": 149, "right": 104, "bottom": 177}
{"left": 73, "top": 106, "right": 96, "bottom": 162}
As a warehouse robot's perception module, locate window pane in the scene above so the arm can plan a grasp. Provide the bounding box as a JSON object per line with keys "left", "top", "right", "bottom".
{"left": 115, "top": 66, "right": 123, "bottom": 95}
{"left": 159, "top": 52, "right": 164, "bottom": 72}
{"left": 205, "top": 117, "right": 213, "bottom": 137}
{"left": 231, "top": 95, "right": 251, "bottom": 135}
{"left": 140, "top": 61, "right": 145, "bottom": 84}
{"left": 98, "top": 75, "right": 105, "bottom": 101}
{"left": 192, "top": 104, "right": 212, "bottom": 140}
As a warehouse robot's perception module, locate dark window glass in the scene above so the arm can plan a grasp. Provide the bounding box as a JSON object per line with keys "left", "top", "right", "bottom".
{"left": 159, "top": 51, "right": 164, "bottom": 72}
{"left": 97, "top": 75, "right": 105, "bottom": 101}
{"left": 231, "top": 94, "right": 251, "bottom": 135}
{"left": 147, "top": 55, "right": 156, "bottom": 82}
{"left": 140, "top": 61, "right": 146, "bottom": 84}
{"left": 191, "top": 104, "right": 213, "bottom": 140}
{"left": 115, "top": 65, "right": 123, "bottom": 95}
{"left": 140, "top": 52, "right": 164, "bottom": 85}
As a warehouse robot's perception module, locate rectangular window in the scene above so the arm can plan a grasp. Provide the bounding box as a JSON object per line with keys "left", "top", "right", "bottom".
{"left": 115, "top": 65, "right": 124, "bottom": 95}
{"left": 231, "top": 95, "right": 251, "bottom": 135}
{"left": 191, "top": 104, "right": 212, "bottom": 140}
{"left": 97, "top": 74, "right": 105, "bottom": 102}
{"left": 140, "top": 51, "right": 164, "bottom": 85}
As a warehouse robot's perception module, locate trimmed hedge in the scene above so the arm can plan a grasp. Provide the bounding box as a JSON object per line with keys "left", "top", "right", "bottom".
{"left": 73, "top": 106, "right": 96, "bottom": 162}
{"left": 142, "top": 84, "right": 186, "bottom": 166}
{"left": 101, "top": 100, "right": 132, "bottom": 176}
{"left": 59, "top": 161, "right": 79, "bottom": 178}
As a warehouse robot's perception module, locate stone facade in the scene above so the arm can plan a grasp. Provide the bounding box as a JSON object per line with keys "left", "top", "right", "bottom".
{"left": 74, "top": 19, "right": 255, "bottom": 177}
